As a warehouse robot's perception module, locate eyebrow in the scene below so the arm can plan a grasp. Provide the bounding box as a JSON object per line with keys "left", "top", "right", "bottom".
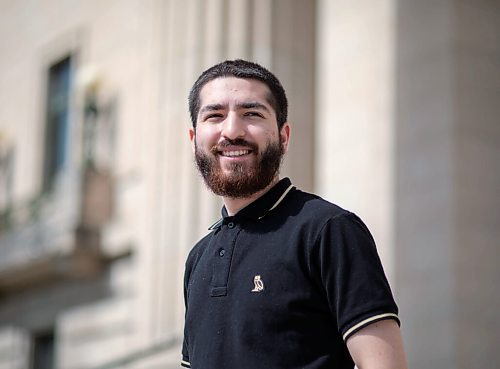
{"left": 199, "top": 101, "right": 272, "bottom": 116}
{"left": 199, "top": 104, "right": 225, "bottom": 116}
{"left": 238, "top": 101, "right": 271, "bottom": 113}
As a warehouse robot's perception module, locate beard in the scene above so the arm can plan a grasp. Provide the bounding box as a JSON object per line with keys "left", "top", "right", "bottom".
{"left": 194, "top": 137, "right": 285, "bottom": 199}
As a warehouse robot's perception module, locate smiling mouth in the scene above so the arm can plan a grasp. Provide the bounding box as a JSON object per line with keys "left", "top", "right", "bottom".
{"left": 219, "top": 149, "right": 252, "bottom": 157}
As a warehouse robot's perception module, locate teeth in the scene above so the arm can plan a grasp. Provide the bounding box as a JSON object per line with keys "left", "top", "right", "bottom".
{"left": 222, "top": 150, "right": 250, "bottom": 157}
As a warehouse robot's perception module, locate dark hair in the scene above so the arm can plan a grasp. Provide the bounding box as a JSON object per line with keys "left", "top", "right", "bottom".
{"left": 188, "top": 59, "right": 288, "bottom": 128}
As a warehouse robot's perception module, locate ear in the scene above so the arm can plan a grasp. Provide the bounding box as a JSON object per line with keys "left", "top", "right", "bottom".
{"left": 280, "top": 122, "right": 291, "bottom": 152}
{"left": 189, "top": 127, "right": 196, "bottom": 154}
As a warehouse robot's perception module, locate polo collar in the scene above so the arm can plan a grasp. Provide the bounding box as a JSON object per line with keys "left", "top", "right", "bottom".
{"left": 208, "top": 178, "right": 295, "bottom": 230}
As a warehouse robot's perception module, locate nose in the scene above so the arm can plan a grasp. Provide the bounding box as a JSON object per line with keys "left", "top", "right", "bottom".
{"left": 220, "top": 112, "right": 245, "bottom": 140}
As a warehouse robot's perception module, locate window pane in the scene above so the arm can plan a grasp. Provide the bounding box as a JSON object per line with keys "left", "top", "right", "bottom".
{"left": 43, "top": 56, "right": 72, "bottom": 192}
{"left": 32, "top": 331, "right": 55, "bottom": 369}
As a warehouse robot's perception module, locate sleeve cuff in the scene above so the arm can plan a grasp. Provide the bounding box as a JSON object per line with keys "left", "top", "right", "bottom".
{"left": 181, "top": 359, "right": 191, "bottom": 368}
{"left": 342, "top": 313, "right": 400, "bottom": 341}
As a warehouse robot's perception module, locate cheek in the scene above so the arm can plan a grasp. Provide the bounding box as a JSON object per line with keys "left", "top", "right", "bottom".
{"left": 195, "top": 127, "right": 220, "bottom": 146}
{"left": 248, "top": 125, "right": 279, "bottom": 141}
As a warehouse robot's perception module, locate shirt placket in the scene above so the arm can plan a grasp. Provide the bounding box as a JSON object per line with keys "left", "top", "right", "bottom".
{"left": 210, "top": 219, "right": 240, "bottom": 297}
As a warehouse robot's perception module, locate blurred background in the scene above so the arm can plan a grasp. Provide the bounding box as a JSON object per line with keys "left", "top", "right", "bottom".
{"left": 0, "top": 0, "right": 498, "bottom": 368}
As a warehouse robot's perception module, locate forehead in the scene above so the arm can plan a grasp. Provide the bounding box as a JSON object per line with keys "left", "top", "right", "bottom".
{"left": 199, "top": 77, "right": 273, "bottom": 109}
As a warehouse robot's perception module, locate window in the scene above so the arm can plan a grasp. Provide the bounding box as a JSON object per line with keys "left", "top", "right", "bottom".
{"left": 43, "top": 56, "right": 72, "bottom": 193}
{"left": 31, "top": 330, "right": 55, "bottom": 369}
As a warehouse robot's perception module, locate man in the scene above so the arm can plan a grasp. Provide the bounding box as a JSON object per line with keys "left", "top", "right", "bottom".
{"left": 182, "top": 59, "right": 408, "bottom": 369}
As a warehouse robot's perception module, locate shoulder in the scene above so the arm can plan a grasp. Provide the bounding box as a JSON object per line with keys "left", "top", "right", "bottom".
{"left": 283, "top": 189, "right": 376, "bottom": 248}
{"left": 285, "top": 188, "right": 355, "bottom": 227}
{"left": 270, "top": 188, "right": 372, "bottom": 254}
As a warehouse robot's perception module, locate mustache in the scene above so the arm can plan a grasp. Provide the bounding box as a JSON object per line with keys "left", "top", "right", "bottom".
{"left": 210, "top": 138, "right": 258, "bottom": 154}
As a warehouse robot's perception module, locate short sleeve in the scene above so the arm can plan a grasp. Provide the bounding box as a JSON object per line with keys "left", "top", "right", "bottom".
{"left": 182, "top": 310, "right": 190, "bottom": 368}
{"left": 181, "top": 340, "right": 190, "bottom": 367}
{"left": 314, "top": 213, "right": 400, "bottom": 341}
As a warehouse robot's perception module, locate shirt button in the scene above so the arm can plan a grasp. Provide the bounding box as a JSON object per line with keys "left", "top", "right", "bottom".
{"left": 219, "top": 249, "right": 225, "bottom": 257}
{"left": 227, "top": 222, "right": 235, "bottom": 229}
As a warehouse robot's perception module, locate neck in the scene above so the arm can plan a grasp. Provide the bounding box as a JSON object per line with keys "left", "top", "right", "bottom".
{"left": 223, "top": 176, "right": 280, "bottom": 216}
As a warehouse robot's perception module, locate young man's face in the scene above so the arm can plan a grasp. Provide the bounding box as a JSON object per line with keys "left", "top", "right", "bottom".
{"left": 190, "top": 77, "right": 290, "bottom": 198}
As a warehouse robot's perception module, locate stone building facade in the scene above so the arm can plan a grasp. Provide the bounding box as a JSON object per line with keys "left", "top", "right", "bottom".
{"left": 0, "top": 0, "right": 498, "bottom": 368}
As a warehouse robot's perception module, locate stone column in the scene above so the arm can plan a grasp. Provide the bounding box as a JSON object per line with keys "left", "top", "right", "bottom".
{"left": 152, "top": 0, "right": 207, "bottom": 340}
{"left": 395, "top": 0, "right": 456, "bottom": 366}
{"left": 453, "top": 0, "right": 500, "bottom": 367}
{"left": 270, "top": 0, "right": 316, "bottom": 192}
{"left": 395, "top": 0, "right": 499, "bottom": 368}
{"left": 316, "top": 0, "right": 396, "bottom": 277}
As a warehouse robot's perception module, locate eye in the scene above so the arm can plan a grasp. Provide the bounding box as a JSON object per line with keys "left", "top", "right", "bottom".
{"left": 204, "top": 113, "right": 224, "bottom": 122}
{"left": 244, "top": 111, "right": 264, "bottom": 118}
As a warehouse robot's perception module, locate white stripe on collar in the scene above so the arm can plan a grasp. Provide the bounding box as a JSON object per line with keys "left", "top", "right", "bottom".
{"left": 258, "top": 184, "right": 294, "bottom": 219}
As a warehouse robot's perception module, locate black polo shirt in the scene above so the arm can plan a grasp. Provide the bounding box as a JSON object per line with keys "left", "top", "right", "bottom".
{"left": 182, "top": 178, "right": 399, "bottom": 369}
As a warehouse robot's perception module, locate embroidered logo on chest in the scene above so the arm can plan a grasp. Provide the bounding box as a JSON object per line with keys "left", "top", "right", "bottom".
{"left": 251, "top": 275, "right": 264, "bottom": 292}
